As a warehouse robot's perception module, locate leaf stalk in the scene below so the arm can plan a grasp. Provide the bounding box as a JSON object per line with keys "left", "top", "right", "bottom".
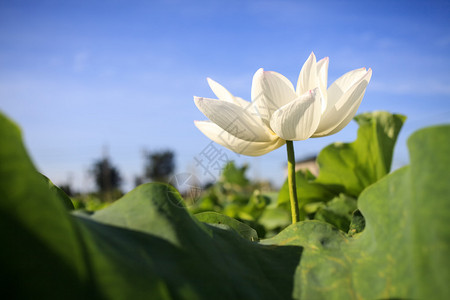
{"left": 286, "top": 141, "right": 300, "bottom": 224}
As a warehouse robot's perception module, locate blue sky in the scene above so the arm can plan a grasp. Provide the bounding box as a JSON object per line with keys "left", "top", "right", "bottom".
{"left": 1, "top": 0, "right": 450, "bottom": 192}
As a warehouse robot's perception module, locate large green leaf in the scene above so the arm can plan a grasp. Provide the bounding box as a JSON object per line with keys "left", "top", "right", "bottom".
{"left": 78, "top": 184, "right": 302, "bottom": 299}
{"left": 263, "top": 124, "right": 450, "bottom": 299}
{"left": 315, "top": 111, "right": 406, "bottom": 196}
{"left": 278, "top": 111, "right": 405, "bottom": 220}
{"left": 41, "top": 174, "right": 75, "bottom": 210}
{"left": 0, "top": 112, "right": 301, "bottom": 299}
{"left": 0, "top": 114, "right": 91, "bottom": 299}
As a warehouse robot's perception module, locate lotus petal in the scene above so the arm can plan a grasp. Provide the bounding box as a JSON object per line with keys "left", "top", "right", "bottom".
{"left": 195, "top": 121, "right": 285, "bottom": 156}
{"left": 251, "top": 68, "right": 297, "bottom": 125}
{"left": 296, "top": 52, "right": 318, "bottom": 96}
{"left": 270, "top": 88, "right": 321, "bottom": 141}
{"left": 313, "top": 69, "right": 372, "bottom": 136}
{"left": 194, "top": 97, "right": 274, "bottom": 142}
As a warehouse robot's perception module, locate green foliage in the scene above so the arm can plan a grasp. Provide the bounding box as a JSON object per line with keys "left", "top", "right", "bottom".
{"left": 0, "top": 113, "right": 90, "bottom": 299}
{"left": 189, "top": 162, "right": 285, "bottom": 237}
{"left": 195, "top": 211, "right": 258, "bottom": 241}
{"left": 71, "top": 195, "right": 111, "bottom": 212}
{"left": 0, "top": 114, "right": 300, "bottom": 298}
{"left": 315, "top": 111, "right": 406, "bottom": 196}
{"left": 278, "top": 111, "right": 406, "bottom": 230}
{"left": 41, "top": 174, "right": 75, "bottom": 210}
{"left": 221, "top": 162, "right": 250, "bottom": 186}
{"left": 278, "top": 169, "right": 336, "bottom": 219}
{"left": 348, "top": 209, "right": 365, "bottom": 236}
{"left": 263, "top": 124, "right": 450, "bottom": 299}
{"left": 1, "top": 111, "right": 449, "bottom": 299}
{"left": 314, "top": 193, "right": 357, "bottom": 232}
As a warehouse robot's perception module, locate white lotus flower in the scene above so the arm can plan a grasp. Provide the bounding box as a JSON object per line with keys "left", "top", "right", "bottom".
{"left": 194, "top": 52, "right": 372, "bottom": 156}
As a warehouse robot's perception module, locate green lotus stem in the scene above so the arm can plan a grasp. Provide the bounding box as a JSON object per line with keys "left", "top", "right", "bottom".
{"left": 286, "top": 141, "right": 300, "bottom": 224}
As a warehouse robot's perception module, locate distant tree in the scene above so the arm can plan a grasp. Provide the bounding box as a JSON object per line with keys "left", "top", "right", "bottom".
{"left": 90, "top": 157, "right": 122, "bottom": 201}
{"left": 134, "top": 175, "right": 144, "bottom": 187}
{"left": 143, "top": 150, "right": 175, "bottom": 183}
{"left": 59, "top": 184, "right": 74, "bottom": 197}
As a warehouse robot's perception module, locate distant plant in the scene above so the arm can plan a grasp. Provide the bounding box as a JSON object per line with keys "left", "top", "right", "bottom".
{"left": 138, "top": 150, "right": 175, "bottom": 184}
{"left": 90, "top": 156, "right": 122, "bottom": 201}
{"left": 189, "top": 161, "right": 288, "bottom": 238}
{"left": 70, "top": 194, "right": 111, "bottom": 212}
